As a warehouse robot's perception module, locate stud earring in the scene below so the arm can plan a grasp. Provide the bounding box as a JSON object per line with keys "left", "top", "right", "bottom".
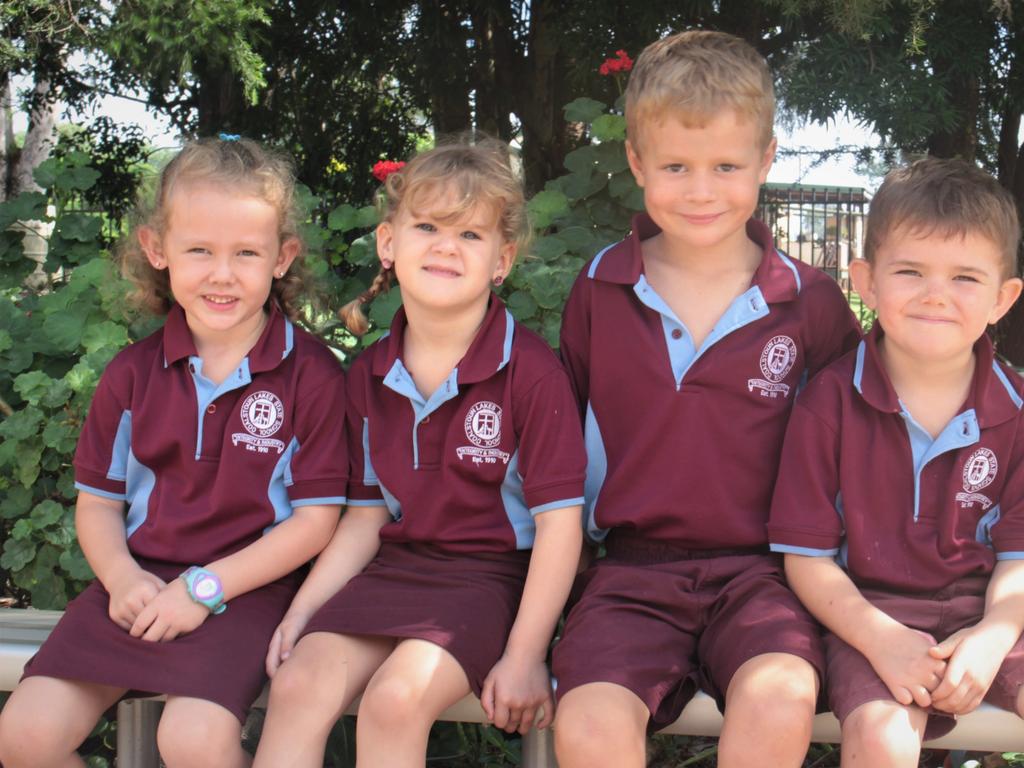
{"left": 493, "top": 275, "right": 504, "bottom": 286}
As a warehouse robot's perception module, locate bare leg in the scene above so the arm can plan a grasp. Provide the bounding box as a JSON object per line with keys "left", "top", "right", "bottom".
{"left": 0, "top": 676, "right": 125, "bottom": 768}
{"left": 839, "top": 699, "right": 927, "bottom": 768}
{"left": 354, "top": 638, "right": 472, "bottom": 768}
{"left": 553, "top": 682, "right": 649, "bottom": 768}
{"left": 252, "top": 632, "right": 394, "bottom": 768}
{"left": 718, "top": 653, "right": 818, "bottom": 768}
{"left": 158, "top": 696, "right": 250, "bottom": 768}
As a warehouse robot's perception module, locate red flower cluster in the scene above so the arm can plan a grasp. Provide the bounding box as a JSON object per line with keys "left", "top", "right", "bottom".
{"left": 599, "top": 50, "right": 633, "bottom": 76}
{"left": 372, "top": 160, "right": 406, "bottom": 182}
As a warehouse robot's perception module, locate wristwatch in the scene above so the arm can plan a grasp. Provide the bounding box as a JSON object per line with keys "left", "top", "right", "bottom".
{"left": 179, "top": 566, "right": 227, "bottom": 614}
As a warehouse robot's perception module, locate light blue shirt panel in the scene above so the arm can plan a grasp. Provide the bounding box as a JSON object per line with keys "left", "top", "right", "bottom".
{"left": 899, "top": 404, "right": 979, "bottom": 522}
{"left": 188, "top": 355, "right": 252, "bottom": 459}
{"left": 124, "top": 449, "right": 157, "bottom": 538}
{"left": 976, "top": 504, "right": 1002, "bottom": 547}
{"left": 631, "top": 276, "right": 770, "bottom": 389}
{"left": 582, "top": 401, "right": 608, "bottom": 543}
{"left": 265, "top": 437, "right": 299, "bottom": 533}
{"left": 382, "top": 359, "right": 460, "bottom": 470}
{"left": 107, "top": 410, "right": 133, "bottom": 481}
{"left": 499, "top": 450, "right": 534, "bottom": 549}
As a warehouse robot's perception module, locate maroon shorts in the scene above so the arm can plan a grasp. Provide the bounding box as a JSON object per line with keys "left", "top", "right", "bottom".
{"left": 302, "top": 542, "right": 530, "bottom": 696}
{"left": 551, "top": 535, "right": 825, "bottom": 731}
{"left": 826, "top": 578, "right": 1024, "bottom": 740}
{"left": 22, "top": 559, "right": 301, "bottom": 723}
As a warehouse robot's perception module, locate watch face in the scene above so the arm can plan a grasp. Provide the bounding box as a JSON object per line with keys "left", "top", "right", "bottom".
{"left": 193, "top": 574, "right": 221, "bottom": 600}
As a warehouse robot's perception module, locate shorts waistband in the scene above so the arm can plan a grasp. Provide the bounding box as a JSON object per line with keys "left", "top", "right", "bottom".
{"left": 604, "top": 533, "right": 769, "bottom": 564}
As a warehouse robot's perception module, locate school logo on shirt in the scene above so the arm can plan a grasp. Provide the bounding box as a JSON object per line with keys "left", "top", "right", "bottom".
{"left": 956, "top": 447, "right": 997, "bottom": 509}
{"left": 456, "top": 401, "right": 511, "bottom": 465}
{"left": 747, "top": 335, "right": 797, "bottom": 399}
{"left": 231, "top": 391, "right": 287, "bottom": 454}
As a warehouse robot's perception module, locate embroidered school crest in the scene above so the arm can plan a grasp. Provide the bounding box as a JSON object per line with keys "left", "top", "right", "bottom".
{"left": 747, "top": 335, "right": 797, "bottom": 399}
{"left": 231, "top": 391, "right": 287, "bottom": 454}
{"left": 955, "top": 447, "right": 997, "bottom": 509}
{"left": 456, "top": 401, "right": 511, "bottom": 465}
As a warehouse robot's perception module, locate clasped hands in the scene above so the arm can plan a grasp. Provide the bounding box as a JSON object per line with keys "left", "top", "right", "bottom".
{"left": 106, "top": 564, "right": 211, "bottom": 642}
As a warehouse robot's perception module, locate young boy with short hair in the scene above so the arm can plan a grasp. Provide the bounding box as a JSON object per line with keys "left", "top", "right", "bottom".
{"left": 551, "top": 30, "right": 862, "bottom": 768}
{"left": 769, "top": 157, "right": 1024, "bottom": 766}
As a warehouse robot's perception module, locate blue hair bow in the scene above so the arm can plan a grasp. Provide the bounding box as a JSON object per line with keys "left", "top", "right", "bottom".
{"left": 218, "top": 132, "right": 241, "bottom": 141}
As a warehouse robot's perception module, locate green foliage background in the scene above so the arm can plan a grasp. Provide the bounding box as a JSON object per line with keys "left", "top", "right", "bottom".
{"left": 0, "top": 98, "right": 635, "bottom": 609}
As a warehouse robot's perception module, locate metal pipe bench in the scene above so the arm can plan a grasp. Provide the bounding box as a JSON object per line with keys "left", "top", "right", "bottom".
{"left": 3, "top": 608, "right": 1024, "bottom": 767}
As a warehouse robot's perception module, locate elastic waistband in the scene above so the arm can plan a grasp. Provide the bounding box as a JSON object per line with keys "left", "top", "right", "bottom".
{"left": 604, "top": 533, "right": 769, "bottom": 564}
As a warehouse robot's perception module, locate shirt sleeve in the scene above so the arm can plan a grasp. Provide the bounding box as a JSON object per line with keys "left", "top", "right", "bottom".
{"left": 803, "top": 274, "right": 862, "bottom": 380}
{"left": 344, "top": 358, "right": 387, "bottom": 507}
{"left": 558, "top": 269, "right": 592, "bottom": 422}
{"left": 768, "top": 384, "right": 845, "bottom": 557}
{"left": 514, "top": 366, "right": 587, "bottom": 515}
{"left": 73, "top": 356, "right": 134, "bottom": 501}
{"left": 285, "top": 349, "right": 349, "bottom": 508}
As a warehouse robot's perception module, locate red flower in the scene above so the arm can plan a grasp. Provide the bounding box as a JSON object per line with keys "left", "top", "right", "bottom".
{"left": 372, "top": 160, "right": 406, "bottom": 182}
{"left": 599, "top": 49, "right": 633, "bottom": 76}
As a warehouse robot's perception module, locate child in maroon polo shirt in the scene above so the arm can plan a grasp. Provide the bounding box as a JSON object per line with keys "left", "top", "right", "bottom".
{"left": 551, "top": 29, "right": 861, "bottom": 768}
{"left": 770, "top": 158, "right": 1024, "bottom": 765}
{"left": 0, "top": 137, "right": 348, "bottom": 768}
{"left": 252, "top": 139, "right": 586, "bottom": 768}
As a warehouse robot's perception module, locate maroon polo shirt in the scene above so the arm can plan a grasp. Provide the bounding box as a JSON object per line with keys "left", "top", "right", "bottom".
{"left": 345, "top": 295, "right": 586, "bottom": 554}
{"left": 560, "top": 214, "right": 861, "bottom": 547}
{"left": 769, "top": 324, "right": 1024, "bottom": 593}
{"left": 74, "top": 304, "right": 348, "bottom": 565}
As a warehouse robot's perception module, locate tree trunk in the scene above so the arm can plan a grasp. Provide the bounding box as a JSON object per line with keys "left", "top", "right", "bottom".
{"left": 12, "top": 70, "right": 59, "bottom": 196}
{"left": 0, "top": 70, "right": 13, "bottom": 201}
{"left": 469, "top": 2, "right": 514, "bottom": 141}
{"left": 194, "top": 61, "right": 244, "bottom": 138}
{"left": 518, "top": 0, "right": 571, "bottom": 193}
{"left": 420, "top": 0, "right": 472, "bottom": 136}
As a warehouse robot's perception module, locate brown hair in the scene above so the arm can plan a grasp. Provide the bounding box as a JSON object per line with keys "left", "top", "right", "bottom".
{"left": 625, "top": 29, "right": 775, "bottom": 152}
{"left": 117, "top": 136, "right": 314, "bottom": 319}
{"left": 341, "top": 136, "right": 530, "bottom": 335}
{"left": 865, "top": 157, "right": 1021, "bottom": 278}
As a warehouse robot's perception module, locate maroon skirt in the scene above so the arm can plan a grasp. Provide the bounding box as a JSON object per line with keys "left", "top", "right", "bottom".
{"left": 22, "top": 559, "right": 301, "bottom": 723}
{"left": 302, "top": 542, "right": 531, "bottom": 695}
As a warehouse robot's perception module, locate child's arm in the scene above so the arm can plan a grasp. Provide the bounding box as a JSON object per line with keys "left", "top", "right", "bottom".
{"left": 929, "top": 559, "right": 1024, "bottom": 714}
{"left": 785, "top": 554, "right": 946, "bottom": 708}
{"left": 76, "top": 490, "right": 165, "bottom": 630}
{"left": 129, "top": 502, "right": 340, "bottom": 642}
{"left": 266, "top": 503, "right": 392, "bottom": 675}
{"left": 481, "top": 504, "right": 582, "bottom": 734}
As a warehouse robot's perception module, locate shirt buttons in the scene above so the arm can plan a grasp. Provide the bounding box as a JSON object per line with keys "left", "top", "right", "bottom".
{"left": 207, "top": 404, "right": 216, "bottom": 414}
{"left": 671, "top": 328, "right": 683, "bottom": 340}
{"left": 189, "top": 363, "right": 196, "bottom": 373}
{"left": 422, "top": 415, "right": 431, "bottom": 424}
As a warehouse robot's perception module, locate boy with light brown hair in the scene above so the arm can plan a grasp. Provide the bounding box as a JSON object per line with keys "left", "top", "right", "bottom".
{"left": 770, "top": 157, "right": 1024, "bottom": 767}
{"left": 551, "top": 29, "right": 861, "bottom": 768}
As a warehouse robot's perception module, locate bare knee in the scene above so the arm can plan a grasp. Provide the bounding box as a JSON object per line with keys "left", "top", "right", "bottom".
{"left": 842, "top": 701, "right": 922, "bottom": 766}
{"left": 358, "top": 672, "right": 431, "bottom": 731}
{"left": 554, "top": 686, "right": 647, "bottom": 768}
{"left": 0, "top": 693, "right": 82, "bottom": 766}
{"left": 726, "top": 654, "right": 818, "bottom": 726}
{"left": 157, "top": 702, "right": 243, "bottom": 768}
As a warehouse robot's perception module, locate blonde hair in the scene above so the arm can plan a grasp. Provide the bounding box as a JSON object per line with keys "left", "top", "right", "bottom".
{"left": 866, "top": 157, "right": 1021, "bottom": 278}
{"left": 341, "top": 136, "right": 530, "bottom": 335}
{"left": 117, "top": 136, "right": 314, "bottom": 320}
{"left": 625, "top": 29, "right": 775, "bottom": 151}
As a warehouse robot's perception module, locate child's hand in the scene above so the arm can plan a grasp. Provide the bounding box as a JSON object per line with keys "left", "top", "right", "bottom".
{"left": 107, "top": 565, "right": 166, "bottom": 631}
{"left": 129, "top": 578, "right": 210, "bottom": 642}
{"left": 867, "top": 625, "right": 946, "bottom": 708}
{"left": 266, "top": 610, "right": 312, "bottom": 677}
{"left": 480, "top": 654, "right": 554, "bottom": 734}
{"left": 929, "top": 626, "right": 1006, "bottom": 715}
